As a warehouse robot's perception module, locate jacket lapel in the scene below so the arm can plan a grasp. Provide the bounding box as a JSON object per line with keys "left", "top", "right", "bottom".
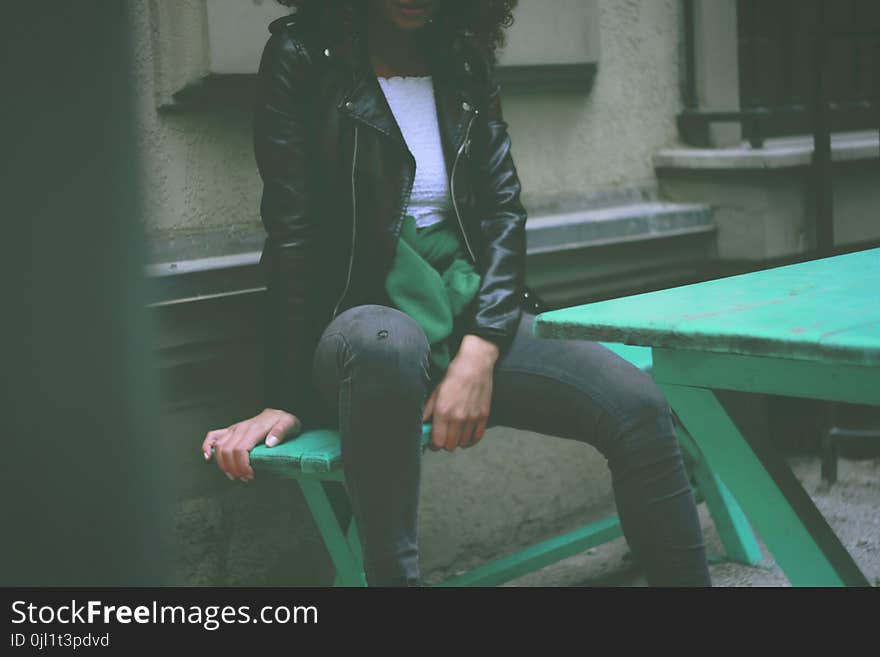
{"left": 341, "top": 81, "right": 410, "bottom": 150}
{"left": 332, "top": 24, "right": 479, "bottom": 250}
{"left": 336, "top": 25, "right": 477, "bottom": 161}
{"left": 337, "top": 30, "right": 409, "bottom": 151}
{"left": 432, "top": 58, "right": 477, "bottom": 174}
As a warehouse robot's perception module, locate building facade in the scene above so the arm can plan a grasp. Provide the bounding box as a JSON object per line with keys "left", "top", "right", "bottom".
{"left": 132, "top": 0, "right": 879, "bottom": 584}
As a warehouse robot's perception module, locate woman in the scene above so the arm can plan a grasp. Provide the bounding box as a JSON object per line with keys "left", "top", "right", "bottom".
{"left": 202, "top": 0, "right": 711, "bottom": 587}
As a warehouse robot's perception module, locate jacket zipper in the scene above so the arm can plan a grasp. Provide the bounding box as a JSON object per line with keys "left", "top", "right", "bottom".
{"left": 332, "top": 100, "right": 475, "bottom": 318}
{"left": 450, "top": 110, "right": 478, "bottom": 264}
{"left": 330, "top": 124, "right": 359, "bottom": 321}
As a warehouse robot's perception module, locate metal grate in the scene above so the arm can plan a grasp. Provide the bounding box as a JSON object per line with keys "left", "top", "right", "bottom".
{"left": 680, "top": 0, "right": 879, "bottom": 147}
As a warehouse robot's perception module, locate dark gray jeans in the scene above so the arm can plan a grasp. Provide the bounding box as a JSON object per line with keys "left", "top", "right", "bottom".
{"left": 312, "top": 303, "right": 711, "bottom": 587}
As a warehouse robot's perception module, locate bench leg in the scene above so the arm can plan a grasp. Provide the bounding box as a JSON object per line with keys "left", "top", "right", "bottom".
{"left": 345, "top": 514, "right": 363, "bottom": 565}
{"left": 674, "top": 421, "right": 763, "bottom": 565}
{"left": 435, "top": 515, "right": 624, "bottom": 587}
{"left": 330, "top": 522, "right": 365, "bottom": 587}
{"left": 298, "top": 478, "right": 366, "bottom": 587}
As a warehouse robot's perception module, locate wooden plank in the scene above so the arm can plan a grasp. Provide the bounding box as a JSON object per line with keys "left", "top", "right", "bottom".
{"left": 652, "top": 349, "right": 880, "bottom": 405}
{"left": 251, "top": 423, "right": 435, "bottom": 476}
{"left": 250, "top": 429, "right": 343, "bottom": 474}
{"left": 433, "top": 516, "right": 624, "bottom": 587}
{"left": 534, "top": 248, "right": 880, "bottom": 366}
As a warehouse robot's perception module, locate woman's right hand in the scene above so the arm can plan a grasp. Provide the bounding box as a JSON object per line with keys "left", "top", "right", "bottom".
{"left": 201, "top": 408, "right": 302, "bottom": 482}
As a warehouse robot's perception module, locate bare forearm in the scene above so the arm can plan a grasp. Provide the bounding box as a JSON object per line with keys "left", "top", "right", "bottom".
{"left": 458, "top": 333, "right": 500, "bottom": 370}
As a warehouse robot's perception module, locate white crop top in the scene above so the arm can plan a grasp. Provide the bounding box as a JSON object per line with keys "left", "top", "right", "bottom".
{"left": 377, "top": 75, "right": 452, "bottom": 230}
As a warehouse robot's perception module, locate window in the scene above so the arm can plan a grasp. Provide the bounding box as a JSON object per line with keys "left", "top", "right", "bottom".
{"left": 737, "top": 0, "right": 879, "bottom": 140}
{"left": 679, "top": 0, "right": 879, "bottom": 147}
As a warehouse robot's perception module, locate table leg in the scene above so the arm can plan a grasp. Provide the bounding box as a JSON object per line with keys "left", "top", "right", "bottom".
{"left": 659, "top": 383, "right": 869, "bottom": 586}
{"left": 674, "top": 422, "right": 763, "bottom": 565}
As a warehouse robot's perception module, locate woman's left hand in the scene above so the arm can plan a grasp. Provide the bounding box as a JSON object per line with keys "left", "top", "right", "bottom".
{"left": 422, "top": 335, "right": 499, "bottom": 452}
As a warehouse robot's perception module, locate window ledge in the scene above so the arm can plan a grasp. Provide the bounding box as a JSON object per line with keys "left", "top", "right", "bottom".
{"left": 526, "top": 202, "right": 715, "bottom": 255}
{"left": 654, "top": 130, "right": 879, "bottom": 171}
{"left": 144, "top": 201, "right": 715, "bottom": 306}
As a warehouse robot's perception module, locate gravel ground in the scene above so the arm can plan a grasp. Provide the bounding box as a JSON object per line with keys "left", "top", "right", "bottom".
{"left": 502, "top": 455, "right": 880, "bottom": 587}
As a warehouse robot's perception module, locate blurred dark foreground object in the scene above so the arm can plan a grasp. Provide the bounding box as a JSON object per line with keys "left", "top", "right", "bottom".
{"left": 0, "top": 3, "right": 174, "bottom": 585}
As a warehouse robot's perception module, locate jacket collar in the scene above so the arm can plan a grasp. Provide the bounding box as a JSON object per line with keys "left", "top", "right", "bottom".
{"left": 336, "top": 22, "right": 479, "bottom": 160}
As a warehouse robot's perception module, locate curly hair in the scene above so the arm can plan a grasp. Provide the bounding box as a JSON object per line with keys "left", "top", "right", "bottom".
{"left": 275, "top": 0, "right": 517, "bottom": 64}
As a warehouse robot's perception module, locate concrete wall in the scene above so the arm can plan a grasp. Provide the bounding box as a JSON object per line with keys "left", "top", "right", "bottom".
{"left": 132, "top": 1, "right": 263, "bottom": 242}
{"left": 656, "top": 135, "right": 880, "bottom": 261}
{"left": 659, "top": 161, "right": 880, "bottom": 261}
{"left": 130, "top": 1, "right": 680, "bottom": 585}
{"left": 508, "top": 0, "right": 684, "bottom": 208}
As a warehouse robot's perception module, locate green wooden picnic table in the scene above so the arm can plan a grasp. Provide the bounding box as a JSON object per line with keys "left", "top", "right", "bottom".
{"left": 534, "top": 247, "right": 880, "bottom": 587}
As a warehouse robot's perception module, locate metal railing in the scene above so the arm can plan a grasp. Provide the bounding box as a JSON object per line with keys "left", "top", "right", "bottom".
{"left": 679, "top": 0, "right": 879, "bottom": 148}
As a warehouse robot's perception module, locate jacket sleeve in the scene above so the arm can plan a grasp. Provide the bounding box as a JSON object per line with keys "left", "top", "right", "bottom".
{"left": 253, "top": 30, "right": 319, "bottom": 418}
{"left": 461, "top": 55, "right": 528, "bottom": 356}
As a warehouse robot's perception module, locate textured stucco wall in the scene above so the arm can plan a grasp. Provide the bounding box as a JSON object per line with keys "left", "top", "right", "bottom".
{"left": 131, "top": 1, "right": 264, "bottom": 242}
{"left": 507, "top": 0, "right": 683, "bottom": 207}
{"left": 659, "top": 159, "right": 880, "bottom": 260}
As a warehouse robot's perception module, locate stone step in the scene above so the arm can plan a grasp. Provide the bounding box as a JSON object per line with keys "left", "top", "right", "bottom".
{"left": 525, "top": 201, "right": 715, "bottom": 255}
{"left": 144, "top": 202, "right": 715, "bottom": 306}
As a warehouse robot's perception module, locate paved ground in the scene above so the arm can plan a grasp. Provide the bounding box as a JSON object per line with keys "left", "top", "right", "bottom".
{"left": 501, "top": 455, "right": 880, "bottom": 587}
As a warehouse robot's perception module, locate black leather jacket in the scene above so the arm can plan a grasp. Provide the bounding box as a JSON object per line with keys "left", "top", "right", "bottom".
{"left": 253, "top": 12, "right": 539, "bottom": 429}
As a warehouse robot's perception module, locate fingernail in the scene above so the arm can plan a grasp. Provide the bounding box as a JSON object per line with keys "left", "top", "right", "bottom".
{"left": 266, "top": 435, "right": 279, "bottom": 447}
{"left": 225, "top": 473, "right": 235, "bottom": 481}
{"left": 240, "top": 477, "right": 250, "bottom": 484}
{"left": 203, "top": 451, "right": 210, "bottom": 461}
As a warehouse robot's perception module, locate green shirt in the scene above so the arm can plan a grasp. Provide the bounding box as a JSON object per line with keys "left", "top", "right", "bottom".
{"left": 384, "top": 214, "right": 481, "bottom": 377}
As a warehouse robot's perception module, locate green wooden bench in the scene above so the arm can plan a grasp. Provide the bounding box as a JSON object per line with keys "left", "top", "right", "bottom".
{"left": 250, "top": 343, "right": 762, "bottom": 586}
